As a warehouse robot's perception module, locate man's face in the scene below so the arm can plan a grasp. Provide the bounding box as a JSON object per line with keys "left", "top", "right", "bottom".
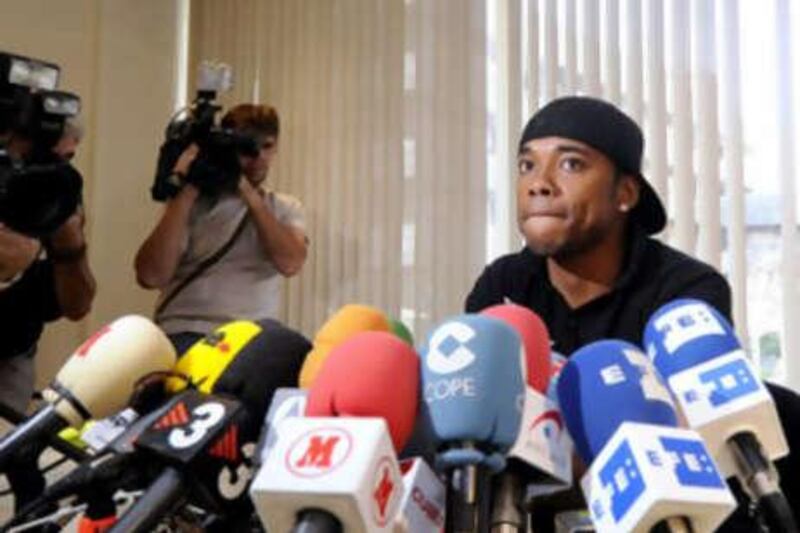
{"left": 53, "top": 134, "right": 80, "bottom": 162}
{"left": 240, "top": 135, "right": 278, "bottom": 185}
{"left": 516, "top": 136, "right": 636, "bottom": 257}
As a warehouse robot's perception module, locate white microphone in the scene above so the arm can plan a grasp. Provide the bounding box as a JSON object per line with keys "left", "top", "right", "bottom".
{"left": 394, "top": 457, "right": 446, "bottom": 533}
{"left": 557, "top": 340, "right": 736, "bottom": 533}
{"left": 645, "top": 299, "right": 797, "bottom": 531}
{"left": 0, "top": 315, "right": 176, "bottom": 467}
{"left": 582, "top": 422, "right": 736, "bottom": 532}
{"left": 254, "top": 387, "right": 308, "bottom": 467}
{"left": 508, "top": 386, "right": 573, "bottom": 484}
{"left": 250, "top": 416, "right": 404, "bottom": 533}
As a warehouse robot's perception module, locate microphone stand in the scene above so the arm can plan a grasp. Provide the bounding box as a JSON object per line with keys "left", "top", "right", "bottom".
{"left": 444, "top": 442, "right": 492, "bottom": 533}
{"left": 729, "top": 432, "right": 799, "bottom": 533}
{"left": 490, "top": 471, "right": 525, "bottom": 532}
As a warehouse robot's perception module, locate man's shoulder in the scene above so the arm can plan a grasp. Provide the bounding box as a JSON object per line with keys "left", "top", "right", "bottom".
{"left": 639, "top": 236, "right": 732, "bottom": 317}
{"left": 270, "top": 191, "right": 303, "bottom": 210}
{"left": 643, "top": 236, "right": 724, "bottom": 281}
{"left": 484, "top": 247, "right": 541, "bottom": 279}
{"left": 465, "top": 248, "right": 541, "bottom": 312}
{"left": 489, "top": 247, "right": 539, "bottom": 269}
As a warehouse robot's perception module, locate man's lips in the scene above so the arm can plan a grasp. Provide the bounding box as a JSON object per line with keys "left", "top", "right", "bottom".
{"left": 523, "top": 210, "right": 566, "bottom": 219}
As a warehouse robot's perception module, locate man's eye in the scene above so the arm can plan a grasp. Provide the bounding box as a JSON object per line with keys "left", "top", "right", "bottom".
{"left": 561, "top": 157, "right": 585, "bottom": 172}
{"left": 518, "top": 159, "right": 535, "bottom": 174}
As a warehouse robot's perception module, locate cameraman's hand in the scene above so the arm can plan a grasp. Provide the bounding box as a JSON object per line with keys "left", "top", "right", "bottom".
{"left": 47, "top": 206, "right": 87, "bottom": 258}
{"left": 172, "top": 143, "right": 200, "bottom": 178}
{"left": 46, "top": 205, "right": 96, "bottom": 319}
{"left": 238, "top": 176, "right": 263, "bottom": 208}
{"left": 0, "top": 223, "right": 41, "bottom": 281}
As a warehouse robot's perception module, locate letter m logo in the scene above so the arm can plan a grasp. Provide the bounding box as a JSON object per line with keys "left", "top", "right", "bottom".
{"left": 296, "top": 435, "right": 340, "bottom": 468}
{"left": 286, "top": 427, "right": 353, "bottom": 478}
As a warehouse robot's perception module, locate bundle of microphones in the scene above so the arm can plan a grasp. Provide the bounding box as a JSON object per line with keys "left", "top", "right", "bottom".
{"left": 0, "top": 298, "right": 797, "bottom": 532}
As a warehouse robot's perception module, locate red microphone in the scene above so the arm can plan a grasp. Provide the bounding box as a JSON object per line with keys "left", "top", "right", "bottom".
{"left": 481, "top": 304, "right": 572, "bottom": 531}
{"left": 481, "top": 303, "right": 551, "bottom": 393}
{"left": 251, "top": 332, "right": 421, "bottom": 533}
{"left": 305, "top": 331, "right": 419, "bottom": 452}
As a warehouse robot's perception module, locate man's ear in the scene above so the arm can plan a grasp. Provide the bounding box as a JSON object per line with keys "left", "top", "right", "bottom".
{"left": 616, "top": 174, "right": 641, "bottom": 213}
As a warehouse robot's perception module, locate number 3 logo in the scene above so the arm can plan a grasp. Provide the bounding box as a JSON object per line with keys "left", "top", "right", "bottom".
{"left": 168, "top": 402, "right": 226, "bottom": 449}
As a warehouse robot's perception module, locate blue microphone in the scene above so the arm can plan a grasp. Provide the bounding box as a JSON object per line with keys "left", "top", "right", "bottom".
{"left": 645, "top": 298, "right": 797, "bottom": 532}
{"left": 557, "top": 339, "right": 735, "bottom": 533}
{"left": 420, "top": 314, "right": 525, "bottom": 532}
{"left": 421, "top": 314, "right": 524, "bottom": 467}
{"left": 557, "top": 339, "right": 677, "bottom": 464}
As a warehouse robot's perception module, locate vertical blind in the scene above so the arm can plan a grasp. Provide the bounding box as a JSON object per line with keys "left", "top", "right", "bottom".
{"left": 189, "top": 0, "right": 487, "bottom": 339}
{"left": 187, "top": 0, "right": 799, "bottom": 388}
{"left": 498, "top": 0, "right": 799, "bottom": 387}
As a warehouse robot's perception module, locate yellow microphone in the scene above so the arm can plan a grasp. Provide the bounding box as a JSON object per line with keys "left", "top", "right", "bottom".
{"left": 165, "top": 320, "right": 263, "bottom": 395}
{"left": 165, "top": 319, "right": 312, "bottom": 441}
{"left": 298, "top": 304, "right": 390, "bottom": 389}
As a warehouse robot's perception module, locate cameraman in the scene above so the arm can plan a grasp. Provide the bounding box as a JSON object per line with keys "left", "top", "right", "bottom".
{"left": 0, "top": 120, "right": 96, "bottom": 515}
{"left": 0, "top": 120, "right": 95, "bottom": 412}
{"left": 52, "top": 116, "right": 83, "bottom": 162}
{"left": 135, "top": 104, "right": 308, "bottom": 353}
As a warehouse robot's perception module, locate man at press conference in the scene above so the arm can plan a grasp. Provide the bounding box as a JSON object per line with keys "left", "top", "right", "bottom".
{"left": 465, "top": 96, "right": 800, "bottom": 531}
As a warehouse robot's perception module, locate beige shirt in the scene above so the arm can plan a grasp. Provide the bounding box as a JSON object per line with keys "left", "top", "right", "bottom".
{"left": 156, "top": 189, "right": 305, "bottom": 335}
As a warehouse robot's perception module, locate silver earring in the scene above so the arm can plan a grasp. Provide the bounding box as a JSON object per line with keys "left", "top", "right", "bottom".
{"left": 619, "top": 204, "right": 630, "bottom": 212}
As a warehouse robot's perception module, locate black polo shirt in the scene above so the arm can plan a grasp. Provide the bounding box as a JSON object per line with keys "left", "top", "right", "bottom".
{"left": 0, "top": 257, "right": 61, "bottom": 360}
{"left": 465, "top": 227, "right": 731, "bottom": 355}
{"left": 465, "top": 227, "right": 800, "bottom": 532}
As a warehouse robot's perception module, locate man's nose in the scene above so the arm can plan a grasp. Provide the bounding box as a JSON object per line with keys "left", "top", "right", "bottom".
{"left": 526, "top": 169, "right": 556, "bottom": 197}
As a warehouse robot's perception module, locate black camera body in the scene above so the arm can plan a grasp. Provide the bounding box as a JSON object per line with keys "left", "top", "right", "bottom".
{"left": 151, "top": 81, "right": 259, "bottom": 202}
{"left": 0, "top": 51, "right": 82, "bottom": 237}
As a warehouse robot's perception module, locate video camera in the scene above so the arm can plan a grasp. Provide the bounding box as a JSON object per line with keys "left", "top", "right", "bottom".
{"left": 0, "top": 51, "right": 83, "bottom": 237}
{"left": 151, "top": 62, "right": 259, "bottom": 201}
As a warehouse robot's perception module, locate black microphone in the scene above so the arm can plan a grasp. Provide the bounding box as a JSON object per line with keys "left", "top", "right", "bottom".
{"left": 0, "top": 404, "right": 170, "bottom": 532}
{"left": 165, "top": 318, "right": 311, "bottom": 443}
{"left": 109, "top": 319, "right": 311, "bottom": 532}
{"left": 107, "top": 390, "right": 246, "bottom": 533}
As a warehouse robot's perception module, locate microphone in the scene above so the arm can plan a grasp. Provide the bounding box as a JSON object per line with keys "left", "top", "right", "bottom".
{"left": 9, "top": 319, "right": 310, "bottom": 533}
{"left": 420, "top": 314, "right": 525, "bottom": 533}
{"left": 108, "top": 390, "right": 246, "bottom": 533}
{"left": 395, "top": 457, "right": 447, "bottom": 533}
{"left": 389, "top": 317, "right": 415, "bottom": 346}
{"left": 557, "top": 339, "right": 736, "bottom": 533}
{"left": 166, "top": 318, "right": 311, "bottom": 442}
{"left": 254, "top": 387, "right": 308, "bottom": 467}
{"left": 250, "top": 331, "right": 419, "bottom": 533}
{"left": 481, "top": 304, "right": 571, "bottom": 532}
{"left": 644, "top": 298, "right": 798, "bottom": 531}
{"left": 0, "top": 315, "right": 177, "bottom": 468}
{"left": 481, "top": 303, "right": 551, "bottom": 393}
{"left": 1, "top": 404, "right": 177, "bottom": 532}
{"left": 163, "top": 318, "right": 312, "bottom": 523}
{"left": 65, "top": 319, "right": 309, "bottom": 532}
{"left": 305, "top": 331, "right": 419, "bottom": 451}
{"left": 298, "top": 304, "right": 390, "bottom": 389}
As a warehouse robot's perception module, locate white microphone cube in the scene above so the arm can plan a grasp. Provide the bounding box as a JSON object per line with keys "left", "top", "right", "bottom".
{"left": 256, "top": 387, "right": 308, "bottom": 466}
{"left": 582, "top": 422, "right": 735, "bottom": 533}
{"left": 393, "top": 457, "right": 446, "bottom": 533}
{"left": 508, "top": 387, "right": 572, "bottom": 484}
{"left": 250, "top": 417, "right": 403, "bottom": 533}
{"left": 666, "top": 350, "right": 789, "bottom": 477}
